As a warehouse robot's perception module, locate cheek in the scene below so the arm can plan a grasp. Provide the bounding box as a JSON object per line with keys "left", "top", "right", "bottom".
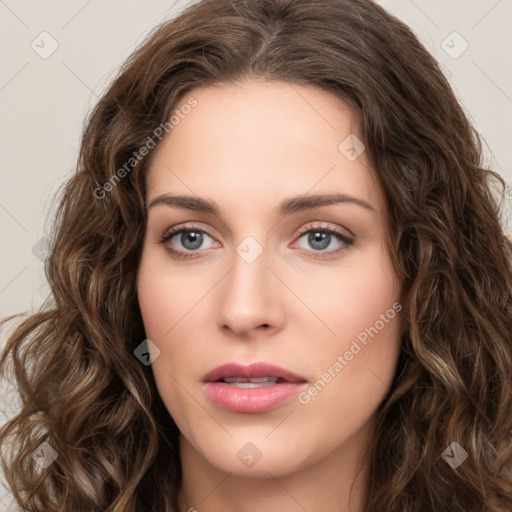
{"left": 296, "top": 243, "right": 402, "bottom": 411}
{"left": 136, "top": 250, "right": 210, "bottom": 406}
{"left": 137, "top": 257, "right": 202, "bottom": 437}
{"left": 137, "top": 248, "right": 167, "bottom": 337}
{"left": 136, "top": 248, "right": 210, "bottom": 340}
{"left": 301, "top": 313, "right": 401, "bottom": 437}
{"left": 296, "top": 242, "right": 400, "bottom": 344}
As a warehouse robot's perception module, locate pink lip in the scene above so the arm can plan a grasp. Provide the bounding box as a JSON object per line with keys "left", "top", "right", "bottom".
{"left": 202, "top": 362, "right": 307, "bottom": 383}
{"left": 202, "top": 362, "right": 308, "bottom": 413}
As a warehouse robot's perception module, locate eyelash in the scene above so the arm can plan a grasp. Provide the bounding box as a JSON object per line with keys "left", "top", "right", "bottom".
{"left": 158, "top": 222, "right": 355, "bottom": 261}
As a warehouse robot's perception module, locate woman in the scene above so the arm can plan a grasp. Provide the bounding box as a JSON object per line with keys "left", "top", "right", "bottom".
{"left": 1, "top": 0, "right": 511, "bottom": 510}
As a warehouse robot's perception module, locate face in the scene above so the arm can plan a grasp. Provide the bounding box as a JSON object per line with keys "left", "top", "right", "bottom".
{"left": 137, "top": 79, "right": 402, "bottom": 478}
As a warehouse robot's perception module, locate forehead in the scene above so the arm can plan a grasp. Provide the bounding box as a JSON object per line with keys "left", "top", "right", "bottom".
{"left": 146, "top": 79, "right": 383, "bottom": 216}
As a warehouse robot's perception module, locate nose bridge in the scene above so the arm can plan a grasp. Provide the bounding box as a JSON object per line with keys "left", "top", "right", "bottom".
{"left": 216, "top": 236, "right": 283, "bottom": 334}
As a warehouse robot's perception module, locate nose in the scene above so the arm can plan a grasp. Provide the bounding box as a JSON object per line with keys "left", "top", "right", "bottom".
{"left": 216, "top": 246, "right": 285, "bottom": 338}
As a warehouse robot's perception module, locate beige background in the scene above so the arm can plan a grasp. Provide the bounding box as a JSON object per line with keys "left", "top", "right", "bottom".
{"left": 1, "top": 0, "right": 511, "bottom": 507}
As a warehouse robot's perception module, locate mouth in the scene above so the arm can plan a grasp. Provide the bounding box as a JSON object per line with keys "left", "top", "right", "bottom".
{"left": 202, "top": 362, "right": 307, "bottom": 385}
{"left": 202, "top": 362, "right": 308, "bottom": 413}
{"left": 218, "top": 376, "right": 287, "bottom": 388}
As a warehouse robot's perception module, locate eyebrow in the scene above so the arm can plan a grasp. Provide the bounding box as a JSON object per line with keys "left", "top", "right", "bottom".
{"left": 147, "top": 192, "right": 375, "bottom": 216}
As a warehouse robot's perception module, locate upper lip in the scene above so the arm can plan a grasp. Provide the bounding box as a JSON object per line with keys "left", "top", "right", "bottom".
{"left": 202, "top": 362, "right": 308, "bottom": 383}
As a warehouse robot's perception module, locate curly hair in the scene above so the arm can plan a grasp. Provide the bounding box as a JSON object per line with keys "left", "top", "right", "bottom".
{"left": 1, "top": 0, "right": 511, "bottom": 510}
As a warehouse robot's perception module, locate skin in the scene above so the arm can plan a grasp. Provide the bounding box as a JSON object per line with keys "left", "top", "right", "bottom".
{"left": 136, "top": 79, "right": 402, "bottom": 512}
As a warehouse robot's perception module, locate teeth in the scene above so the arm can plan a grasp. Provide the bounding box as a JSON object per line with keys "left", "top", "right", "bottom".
{"left": 226, "top": 381, "right": 277, "bottom": 388}
{"left": 222, "top": 377, "right": 281, "bottom": 387}
{"left": 223, "top": 377, "right": 278, "bottom": 383}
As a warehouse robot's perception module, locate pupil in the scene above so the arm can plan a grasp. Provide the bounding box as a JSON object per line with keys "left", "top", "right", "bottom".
{"left": 182, "top": 231, "right": 203, "bottom": 250}
{"left": 309, "top": 231, "right": 330, "bottom": 250}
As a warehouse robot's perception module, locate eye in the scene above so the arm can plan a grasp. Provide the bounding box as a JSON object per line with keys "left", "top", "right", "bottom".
{"left": 292, "top": 223, "right": 355, "bottom": 259}
{"left": 158, "top": 224, "right": 219, "bottom": 259}
{"left": 158, "top": 222, "right": 355, "bottom": 260}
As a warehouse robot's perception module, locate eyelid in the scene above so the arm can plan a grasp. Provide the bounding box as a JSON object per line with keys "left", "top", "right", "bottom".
{"left": 160, "top": 221, "right": 218, "bottom": 238}
{"left": 295, "top": 222, "right": 350, "bottom": 238}
{"left": 158, "top": 222, "right": 220, "bottom": 246}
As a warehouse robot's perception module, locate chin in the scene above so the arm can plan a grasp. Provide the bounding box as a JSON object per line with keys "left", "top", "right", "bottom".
{"left": 183, "top": 430, "right": 323, "bottom": 478}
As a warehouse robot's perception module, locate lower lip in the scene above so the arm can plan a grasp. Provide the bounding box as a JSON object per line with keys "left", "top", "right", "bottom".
{"left": 203, "top": 381, "right": 308, "bottom": 413}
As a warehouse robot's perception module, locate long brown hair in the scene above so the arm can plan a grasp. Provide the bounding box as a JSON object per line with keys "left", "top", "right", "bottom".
{"left": 1, "top": 0, "right": 511, "bottom": 510}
